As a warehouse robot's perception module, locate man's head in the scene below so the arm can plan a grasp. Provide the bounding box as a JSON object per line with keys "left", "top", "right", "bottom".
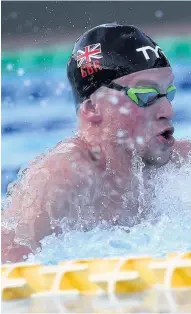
{"left": 67, "top": 23, "right": 175, "bottom": 166}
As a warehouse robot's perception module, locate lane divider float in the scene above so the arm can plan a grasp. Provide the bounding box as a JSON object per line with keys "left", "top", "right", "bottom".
{"left": 1, "top": 252, "right": 191, "bottom": 301}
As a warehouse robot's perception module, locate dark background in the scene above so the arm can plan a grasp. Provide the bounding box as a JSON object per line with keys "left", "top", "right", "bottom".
{"left": 2, "top": 1, "right": 191, "bottom": 49}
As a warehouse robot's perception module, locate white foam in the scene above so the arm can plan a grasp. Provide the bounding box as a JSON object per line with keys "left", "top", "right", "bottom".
{"left": 26, "top": 155, "right": 191, "bottom": 265}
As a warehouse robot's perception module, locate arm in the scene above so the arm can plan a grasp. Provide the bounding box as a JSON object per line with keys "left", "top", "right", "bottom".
{"left": 1, "top": 152, "right": 87, "bottom": 263}
{"left": 1, "top": 227, "right": 32, "bottom": 263}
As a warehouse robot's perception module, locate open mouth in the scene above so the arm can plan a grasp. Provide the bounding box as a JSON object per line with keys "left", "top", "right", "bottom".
{"left": 156, "top": 127, "right": 175, "bottom": 145}
{"left": 160, "top": 128, "right": 174, "bottom": 140}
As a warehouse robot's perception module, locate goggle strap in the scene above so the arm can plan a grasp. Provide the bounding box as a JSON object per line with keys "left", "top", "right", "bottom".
{"left": 105, "top": 82, "right": 176, "bottom": 106}
{"left": 106, "top": 82, "right": 126, "bottom": 92}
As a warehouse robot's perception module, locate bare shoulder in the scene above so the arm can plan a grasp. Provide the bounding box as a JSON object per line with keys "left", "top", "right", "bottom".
{"left": 3, "top": 138, "right": 93, "bottom": 218}
{"left": 41, "top": 138, "right": 95, "bottom": 185}
{"left": 173, "top": 139, "right": 191, "bottom": 156}
{"left": 171, "top": 139, "right": 191, "bottom": 163}
{"left": 2, "top": 138, "right": 94, "bottom": 252}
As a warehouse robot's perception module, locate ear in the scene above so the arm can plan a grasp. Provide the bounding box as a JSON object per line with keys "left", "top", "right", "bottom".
{"left": 80, "top": 98, "right": 102, "bottom": 123}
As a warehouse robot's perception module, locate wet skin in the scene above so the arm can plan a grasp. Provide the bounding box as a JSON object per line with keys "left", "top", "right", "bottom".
{"left": 2, "top": 68, "right": 191, "bottom": 263}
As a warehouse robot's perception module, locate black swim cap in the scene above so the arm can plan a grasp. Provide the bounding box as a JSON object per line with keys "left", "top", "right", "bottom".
{"left": 67, "top": 23, "right": 170, "bottom": 110}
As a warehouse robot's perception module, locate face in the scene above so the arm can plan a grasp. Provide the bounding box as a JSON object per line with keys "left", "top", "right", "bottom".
{"left": 95, "top": 67, "right": 175, "bottom": 166}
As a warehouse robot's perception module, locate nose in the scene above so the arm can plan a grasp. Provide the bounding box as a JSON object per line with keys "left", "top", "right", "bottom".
{"left": 155, "top": 97, "right": 174, "bottom": 120}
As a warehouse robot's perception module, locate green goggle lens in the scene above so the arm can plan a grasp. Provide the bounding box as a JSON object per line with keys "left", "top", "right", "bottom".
{"left": 166, "top": 85, "right": 176, "bottom": 102}
{"left": 127, "top": 85, "right": 176, "bottom": 107}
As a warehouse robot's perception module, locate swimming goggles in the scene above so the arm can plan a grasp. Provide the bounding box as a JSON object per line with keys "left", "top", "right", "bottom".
{"left": 105, "top": 82, "right": 176, "bottom": 107}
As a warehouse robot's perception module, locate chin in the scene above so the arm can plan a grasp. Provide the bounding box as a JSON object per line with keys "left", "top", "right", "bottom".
{"left": 142, "top": 140, "right": 173, "bottom": 167}
{"left": 149, "top": 157, "right": 170, "bottom": 167}
{"left": 143, "top": 150, "right": 171, "bottom": 167}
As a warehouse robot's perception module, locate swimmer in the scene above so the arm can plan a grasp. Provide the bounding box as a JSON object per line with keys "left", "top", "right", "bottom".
{"left": 2, "top": 24, "right": 191, "bottom": 263}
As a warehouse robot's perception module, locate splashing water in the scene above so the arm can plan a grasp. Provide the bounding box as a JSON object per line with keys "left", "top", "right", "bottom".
{"left": 27, "top": 154, "right": 191, "bottom": 265}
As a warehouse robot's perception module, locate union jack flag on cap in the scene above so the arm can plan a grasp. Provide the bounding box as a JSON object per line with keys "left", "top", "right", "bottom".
{"left": 76, "top": 43, "right": 103, "bottom": 68}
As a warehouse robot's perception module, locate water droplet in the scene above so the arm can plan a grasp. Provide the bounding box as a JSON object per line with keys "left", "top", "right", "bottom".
{"left": 17, "top": 68, "right": 25, "bottom": 76}
{"left": 126, "top": 139, "right": 134, "bottom": 150}
{"left": 10, "top": 12, "right": 18, "bottom": 19}
{"left": 67, "top": 143, "right": 75, "bottom": 148}
{"left": 108, "top": 95, "right": 119, "bottom": 105}
{"left": 71, "top": 162, "right": 77, "bottom": 169}
{"left": 117, "top": 139, "right": 125, "bottom": 144}
{"left": 35, "top": 247, "right": 41, "bottom": 253}
{"left": 40, "top": 100, "right": 48, "bottom": 108}
{"left": 55, "top": 88, "right": 62, "bottom": 95}
{"left": 110, "top": 190, "right": 118, "bottom": 196}
{"left": 119, "top": 106, "right": 130, "bottom": 114}
{"left": 136, "top": 136, "right": 144, "bottom": 144}
{"left": 116, "top": 129, "right": 127, "bottom": 138}
{"left": 59, "top": 82, "right": 65, "bottom": 89}
{"left": 24, "top": 79, "right": 31, "bottom": 87}
{"left": 6, "top": 64, "right": 13, "bottom": 71}
{"left": 155, "top": 9, "right": 164, "bottom": 19}
{"left": 97, "top": 92, "right": 104, "bottom": 99}
{"left": 33, "top": 26, "right": 39, "bottom": 33}
{"left": 116, "top": 177, "right": 122, "bottom": 185}
{"left": 91, "top": 146, "right": 101, "bottom": 153}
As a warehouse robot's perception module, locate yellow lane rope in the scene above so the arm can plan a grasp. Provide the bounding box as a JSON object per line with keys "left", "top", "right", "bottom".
{"left": 1, "top": 252, "right": 191, "bottom": 301}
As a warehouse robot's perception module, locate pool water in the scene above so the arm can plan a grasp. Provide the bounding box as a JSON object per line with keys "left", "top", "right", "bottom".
{"left": 2, "top": 62, "right": 191, "bottom": 264}
{"left": 1, "top": 53, "right": 191, "bottom": 313}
